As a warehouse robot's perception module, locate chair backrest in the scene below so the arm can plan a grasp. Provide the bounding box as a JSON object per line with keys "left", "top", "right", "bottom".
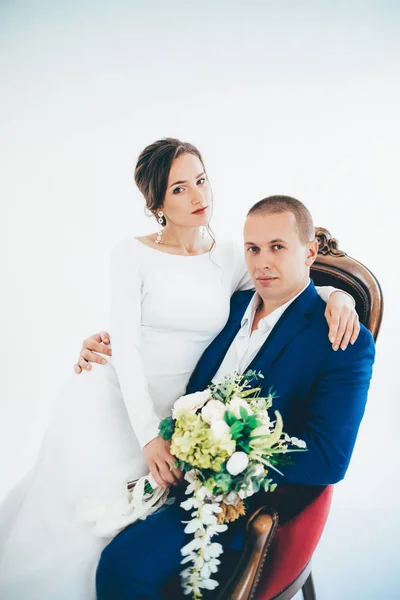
{"left": 311, "top": 228, "right": 384, "bottom": 341}
{"left": 255, "top": 485, "right": 334, "bottom": 600}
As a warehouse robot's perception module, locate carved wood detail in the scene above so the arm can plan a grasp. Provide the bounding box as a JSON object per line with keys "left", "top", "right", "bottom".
{"left": 315, "top": 227, "right": 346, "bottom": 257}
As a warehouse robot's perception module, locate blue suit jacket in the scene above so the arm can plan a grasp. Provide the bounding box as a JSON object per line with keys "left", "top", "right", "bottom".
{"left": 186, "top": 282, "right": 375, "bottom": 485}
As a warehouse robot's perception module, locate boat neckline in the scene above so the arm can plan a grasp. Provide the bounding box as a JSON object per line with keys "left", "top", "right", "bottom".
{"left": 132, "top": 237, "right": 215, "bottom": 258}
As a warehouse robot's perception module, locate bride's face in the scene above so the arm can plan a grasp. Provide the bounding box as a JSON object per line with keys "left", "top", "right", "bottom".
{"left": 160, "top": 153, "right": 212, "bottom": 228}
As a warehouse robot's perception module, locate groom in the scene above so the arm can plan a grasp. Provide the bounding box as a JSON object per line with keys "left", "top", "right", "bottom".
{"left": 96, "top": 196, "right": 375, "bottom": 599}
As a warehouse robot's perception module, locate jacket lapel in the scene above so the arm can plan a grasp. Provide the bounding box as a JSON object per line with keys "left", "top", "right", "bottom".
{"left": 246, "top": 282, "right": 320, "bottom": 376}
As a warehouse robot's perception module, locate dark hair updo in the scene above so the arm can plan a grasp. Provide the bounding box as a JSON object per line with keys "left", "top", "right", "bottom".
{"left": 134, "top": 137, "right": 206, "bottom": 226}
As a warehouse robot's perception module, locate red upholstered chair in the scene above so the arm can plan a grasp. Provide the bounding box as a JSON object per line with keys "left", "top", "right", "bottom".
{"left": 255, "top": 486, "right": 333, "bottom": 600}
{"left": 218, "top": 228, "right": 383, "bottom": 600}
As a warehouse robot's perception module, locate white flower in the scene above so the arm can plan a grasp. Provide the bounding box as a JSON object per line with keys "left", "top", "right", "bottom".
{"left": 201, "top": 579, "right": 219, "bottom": 590}
{"left": 172, "top": 389, "right": 212, "bottom": 419}
{"left": 253, "top": 464, "right": 265, "bottom": 478}
{"left": 284, "top": 433, "right": 306, "bottom": 448}
{"left": 210, "top": 419, "right": 230, "bottom": 439}
{"left": 180, "top": 497, "right": 198, "bottom": 511}
{"left": 226, "top": 451, "right": 249, "bottom": 476}
{"left": 200, "top": 563, "right": 211, "bottom": 579}
{"left": 201, "top": 399, "right": 227, "bottom": 424}
{"left": 238, "top": 488, "right": 250, "bottom": 500}
{"left": 223, "top": 491, "right": 240, "bottom": 506}
{"left": 207, "top": 523, "right": 228, "bottom": 535}
{"left": 184, "top": 519, "right": 203, "bottom": 534}
{"left": 181, "top": 537, "right": 202, "bottom": 556}
{"left": 229, "top": 396, "right": 253, "bottom": 419}
{"left": 204, "top": 542, "right": 223, "bottom": 559}
{"left": 260, "top": 413, "right": 272, "bottom": 428}
{"left": 291, "top": 436, "right": 307, "bottom": 449}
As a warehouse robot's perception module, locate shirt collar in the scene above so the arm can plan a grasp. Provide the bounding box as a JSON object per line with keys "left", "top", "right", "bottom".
{"left": 240, "top": 279, "right": 311, "bottom": 336}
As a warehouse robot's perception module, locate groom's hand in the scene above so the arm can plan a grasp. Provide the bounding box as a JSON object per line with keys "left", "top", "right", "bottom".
{"left": 73, "top": 331, "right": 112, "bottom": 374}
{"left": 143, "top": 437, "right": 183, "bottom": 489}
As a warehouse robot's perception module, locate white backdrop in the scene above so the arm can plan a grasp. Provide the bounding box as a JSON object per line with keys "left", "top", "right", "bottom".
{"left": 2, "top": 1, "right": 400, "bottom": 598}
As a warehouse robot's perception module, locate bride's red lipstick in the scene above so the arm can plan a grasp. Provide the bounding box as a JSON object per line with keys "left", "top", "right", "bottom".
{"left": 192, "top": 206, "right": 208, "bottom": 215}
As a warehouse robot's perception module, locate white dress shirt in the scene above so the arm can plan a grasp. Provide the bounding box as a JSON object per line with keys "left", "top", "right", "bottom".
{"left": 212, "top": 280, "right": 319, "bottom": 383}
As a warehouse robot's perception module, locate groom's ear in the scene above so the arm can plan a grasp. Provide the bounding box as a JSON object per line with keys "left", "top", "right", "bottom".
{"left": 305, "top": 239, "right": 319, "bottom": 266}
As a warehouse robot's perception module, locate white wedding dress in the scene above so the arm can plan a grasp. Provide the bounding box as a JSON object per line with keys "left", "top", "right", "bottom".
{"left": 0, "top": 238, "right": 334, "bottom": 600}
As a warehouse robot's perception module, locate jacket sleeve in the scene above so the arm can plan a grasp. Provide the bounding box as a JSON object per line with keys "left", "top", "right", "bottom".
{"left": 275, "top": 327, "right": 375, "bottom": 485}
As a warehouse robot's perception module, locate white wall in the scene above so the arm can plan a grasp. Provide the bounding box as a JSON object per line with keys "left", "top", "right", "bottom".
{"left": 2, "top": 1, "right": 399, "bottom": 597}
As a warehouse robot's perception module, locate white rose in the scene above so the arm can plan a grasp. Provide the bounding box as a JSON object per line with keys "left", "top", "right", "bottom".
{"left": 229, "top": 396, "right": 253, "bottom": 419}
{"left": 172, "top": 389, "right": 212, "bottom": 419}
{"left": 210, "top": 419, "right": 230, "bottom": 439}
{"left": 201, "top": 400, "right": 227, "bottom": 424}
{"left": 226, "top": 451, "right": 249, "bottom": 476}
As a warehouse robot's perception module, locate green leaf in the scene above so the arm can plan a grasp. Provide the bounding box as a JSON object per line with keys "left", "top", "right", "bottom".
{"left": 247, "top": 416, "right": 262, "bottom": 429}
{"left": 230, "top": 421, "right": 245, "bottom": 437}
{"left": 159, "top": 416, "right": 175, "bottom": 441}
{"left": 240, "top": 387, "right": 260, "bottom": 398}
{"left": 237, "top": 440, "right": 251, "bottom": 453}
{"left": 240, "top": 406, "right": 249, "bottom": 421}
{"left": 224, "top": 411, "right": 237, "bottom": 427}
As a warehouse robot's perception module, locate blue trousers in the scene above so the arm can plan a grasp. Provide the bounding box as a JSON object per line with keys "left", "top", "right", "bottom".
{"left": 96, "top": 490, "right": 244, "bottom": 600}
{"left": 96, "top": 484, "right": 321, "bottom": 599}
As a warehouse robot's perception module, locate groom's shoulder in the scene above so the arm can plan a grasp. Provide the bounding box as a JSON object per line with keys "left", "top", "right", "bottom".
{"left": 309, "top": 295, "right": 375, "bottom": 362}
{"left": 230, "top": 290, "right": 254, "bottom": 312}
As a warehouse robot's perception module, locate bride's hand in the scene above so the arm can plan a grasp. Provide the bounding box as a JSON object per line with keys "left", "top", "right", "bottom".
{"left": 73, "top": 331, "right": 112, "bottom": 374}
{"left": 325, "top": 291, "right": 360, "bottom": 351}
{"left": 143, "top": 437, "right": 183, "bottom": 489}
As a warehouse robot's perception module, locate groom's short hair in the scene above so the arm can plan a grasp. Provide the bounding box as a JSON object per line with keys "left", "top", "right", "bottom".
{"left": 247, "top": 195, "right": 315, "bottom": 245}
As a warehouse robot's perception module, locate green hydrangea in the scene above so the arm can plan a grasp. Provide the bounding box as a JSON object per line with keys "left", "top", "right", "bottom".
{"left": 171, "top": 410, "right": 236, "bottom": 472}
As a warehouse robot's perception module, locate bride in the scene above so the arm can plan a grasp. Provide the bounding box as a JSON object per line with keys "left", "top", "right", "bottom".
{"left": 0, "top": 138, "right": 359, "bottom": 600}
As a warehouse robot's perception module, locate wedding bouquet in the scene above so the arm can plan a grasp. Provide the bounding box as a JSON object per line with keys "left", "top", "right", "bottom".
{"left": 153, "top": 370, "right": 306, "bottom": 599}
{"left": 78, "top": 370, "right": 305, "bottom": 598}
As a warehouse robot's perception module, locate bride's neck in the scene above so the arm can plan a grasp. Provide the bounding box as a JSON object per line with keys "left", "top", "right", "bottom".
{"left": 161, "top": 225, "right": 211, "bottom": 255}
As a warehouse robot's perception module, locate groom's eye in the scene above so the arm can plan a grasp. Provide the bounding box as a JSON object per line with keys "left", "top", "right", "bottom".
{"left": 247, "top": 246, "right": 259, "bottom": 253}
{"left": 272, "top": 244, "right": 284, "bottom": 251}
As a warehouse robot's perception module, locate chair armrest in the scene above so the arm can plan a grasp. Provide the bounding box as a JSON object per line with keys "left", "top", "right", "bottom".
{"left": 217, "top": 506, "right": 279, "bottom": 600}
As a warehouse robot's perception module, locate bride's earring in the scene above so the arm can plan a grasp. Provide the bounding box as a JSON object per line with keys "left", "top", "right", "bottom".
{"left": 155, "top": 211, "right": 165, "bottom": 244}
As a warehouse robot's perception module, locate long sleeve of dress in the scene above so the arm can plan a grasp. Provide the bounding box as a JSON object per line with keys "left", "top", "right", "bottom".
{"left": 109, "top": 239, "right": 161, "bottom": 449}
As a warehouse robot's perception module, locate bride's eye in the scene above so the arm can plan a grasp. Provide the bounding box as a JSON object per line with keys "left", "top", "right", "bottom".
{"left": 173, "top": 187, "right": 185, "bottom": 194}
{"left": 197, "top": 178, "right": 206, "bottom": 185}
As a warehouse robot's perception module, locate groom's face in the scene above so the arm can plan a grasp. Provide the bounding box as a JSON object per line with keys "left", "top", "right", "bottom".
{"left": 244, "top": 211, "right": 318, "bottom": 306}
